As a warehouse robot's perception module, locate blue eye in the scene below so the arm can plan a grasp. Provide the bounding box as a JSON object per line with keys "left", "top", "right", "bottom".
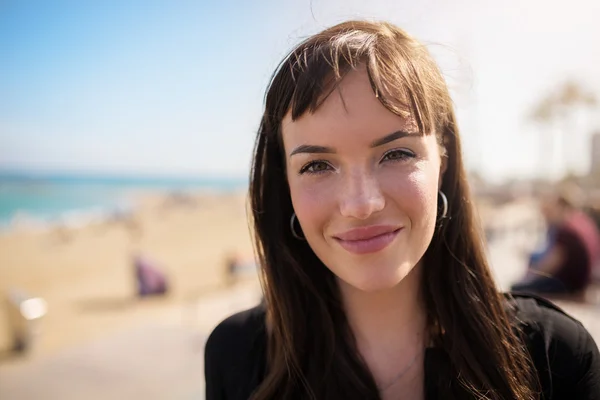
{"left": 382, "top": 149, "right": 415, "bottom": 163}
{"left": 299, "top": 160, "right": 332, "bottom": 175}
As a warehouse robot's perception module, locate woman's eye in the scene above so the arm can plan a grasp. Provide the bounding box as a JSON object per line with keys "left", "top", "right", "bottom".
{"left": 382, "top": 149, "right": 415, "bottom": 162}
{"left": 299, "top": 161, "right": 332, "bottom": 175}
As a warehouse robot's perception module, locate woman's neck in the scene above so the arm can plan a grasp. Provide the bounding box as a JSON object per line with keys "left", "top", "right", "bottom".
{"left": 338, "top": 263, "right": 428, "bottom": 392}
{"left": 339, "top": 264, "right": 427, "bottom": 350}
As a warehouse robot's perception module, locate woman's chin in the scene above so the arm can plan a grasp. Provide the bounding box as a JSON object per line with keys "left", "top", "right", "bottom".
{"left": 342, "top": 272, "right": 406, "bottom": 293}
{"left": 337, "top": 263, "right": 418, "bottom": 293}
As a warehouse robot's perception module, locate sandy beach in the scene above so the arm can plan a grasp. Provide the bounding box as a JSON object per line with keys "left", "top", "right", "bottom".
{"left": 1, "top": 193, "right": 600, "bottom": 399}
{"left": 0, "top": 190, "right": 256, "bottom": 357}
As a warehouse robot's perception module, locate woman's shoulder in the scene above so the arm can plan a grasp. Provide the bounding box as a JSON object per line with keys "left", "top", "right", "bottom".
{"left": 506, "top": 292, "right": 593, "bottom": 341}
{"left": 204, "top": 303, "right": 268, "bottom": 399}
{"left": 205, "top": 302, "right": 267, "bottom": 357}
{"left": 505, "top": 292, "right": 600, "bottom": 397}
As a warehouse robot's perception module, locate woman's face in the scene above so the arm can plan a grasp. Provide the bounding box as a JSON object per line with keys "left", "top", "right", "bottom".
{"left": 282, "top": 66, "right": 445, "bottom": 292}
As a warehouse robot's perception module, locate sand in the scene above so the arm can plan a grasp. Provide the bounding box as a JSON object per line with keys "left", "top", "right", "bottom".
{"left": 3, "top": 194, "right": 600, "bottom": 399}
{"left": 0, "top": 190, "right": 256, "bottom": 357}
{"left": 0, "top": 193, "right": 542, "bottom": 358}
{"left": 0, "top": 194, "right": 546, "bottom": 357}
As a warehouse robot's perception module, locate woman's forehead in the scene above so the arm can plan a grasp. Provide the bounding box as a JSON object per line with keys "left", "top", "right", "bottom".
{"left": 282, "top": 68, "right": 419, "bottom": 142}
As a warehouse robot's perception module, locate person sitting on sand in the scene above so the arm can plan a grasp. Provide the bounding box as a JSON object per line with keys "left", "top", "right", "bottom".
{"left": 224, "top": 251, "right": 260, "bottom": 287}
{"left": 133, "top": 253, "right": 169, "bottom": 297}
{"left": 512, "top": 185, "right": 600, "bottom": 296}
{"left": 525, "top": 222, "right": 557, "bottom": 266}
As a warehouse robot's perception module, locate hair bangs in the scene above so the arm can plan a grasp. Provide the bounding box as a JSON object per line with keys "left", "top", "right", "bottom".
{"left": 278, "top": 28, "right": 445, "bottom": 138}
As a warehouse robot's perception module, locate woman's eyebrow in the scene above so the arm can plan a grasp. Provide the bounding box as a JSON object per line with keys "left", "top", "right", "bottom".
{"left": 290, "top": 130, "right": 416, "bottom": 157}
{"left": 290, "top": 144, "right": 333, "bottom": 156}
{"left": 370, "top": 130, "right": 416, "bottom": 148}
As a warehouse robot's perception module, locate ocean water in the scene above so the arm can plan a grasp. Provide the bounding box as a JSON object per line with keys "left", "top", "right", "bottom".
{"left": 0, "top": 170, "right": 247, "bottom": 229}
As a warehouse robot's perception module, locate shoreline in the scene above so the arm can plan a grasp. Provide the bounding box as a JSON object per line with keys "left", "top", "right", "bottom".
{"left": 0, "top": 189, "right": 255, "bottom": 355}
{"left": 0, "top": 193, "right": 543, "bottom": 360}
{"left": 0, "top": 187, "right": 249, "bottom": 235}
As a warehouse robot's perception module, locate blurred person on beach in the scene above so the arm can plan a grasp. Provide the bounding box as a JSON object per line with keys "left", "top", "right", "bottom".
{"left": 224, "top": 252, "right": 243, "bottom": 287}
{"left": 511, "top": 185, "right": 600, "bottom": 296}
{"left": 223, "top": 251, "right": 260, "bottom": 287}
{"left": 133, "top": 253, "right": 169, "bottom": 297}
{"left": 204, "top": 21, "right": 600, "bottom": 399}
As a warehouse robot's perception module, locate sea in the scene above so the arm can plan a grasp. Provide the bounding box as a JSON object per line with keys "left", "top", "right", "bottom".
{"left": 0, "top": 170, "right": 248, "bottom": 231}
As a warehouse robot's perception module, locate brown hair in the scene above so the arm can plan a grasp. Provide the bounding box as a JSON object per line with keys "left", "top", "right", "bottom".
{"left": 249, "top": 20, "right": 538, "bottom": 399}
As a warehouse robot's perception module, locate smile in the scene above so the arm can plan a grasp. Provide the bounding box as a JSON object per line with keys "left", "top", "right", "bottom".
{"left": 333, "top": 225, "right": 402, "bottom": 255}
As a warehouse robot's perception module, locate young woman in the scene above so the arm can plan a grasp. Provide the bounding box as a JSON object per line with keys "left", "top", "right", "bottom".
{"left": 204, "top": 20, "right": 600, "bottom": 399}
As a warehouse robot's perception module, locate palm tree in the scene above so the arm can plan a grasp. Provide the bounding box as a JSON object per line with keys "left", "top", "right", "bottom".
{"left": 529, "top": 81, "right": 597, "bottom": 180}
{"left": 529, "top": 90, "right": 560, "bottom": 180}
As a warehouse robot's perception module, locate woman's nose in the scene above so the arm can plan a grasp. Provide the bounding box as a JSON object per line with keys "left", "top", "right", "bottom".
{"left": 338, "top": 169, "right": 385, "bottom": 220}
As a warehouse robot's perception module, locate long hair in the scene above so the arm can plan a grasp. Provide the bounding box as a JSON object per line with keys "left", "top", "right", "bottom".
{"left": 249, "top": 20, "right": 538, "bottom": 399}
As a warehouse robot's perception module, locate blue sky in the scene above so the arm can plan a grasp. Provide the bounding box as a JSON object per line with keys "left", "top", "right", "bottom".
{"left": 1, "top": 0, "right": 599, "bottom": 182}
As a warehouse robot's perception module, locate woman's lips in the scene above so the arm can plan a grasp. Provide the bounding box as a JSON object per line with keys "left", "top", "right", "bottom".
{"left": 333, "top": 225, "right": 402, "bottom": 255}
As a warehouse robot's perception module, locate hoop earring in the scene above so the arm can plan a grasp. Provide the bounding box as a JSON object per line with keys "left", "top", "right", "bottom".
{"left": 438, "top": 190, "right": 448, "bottom": 219}
{"left": 290, "top": 212, "right": 305, "bottom": 240}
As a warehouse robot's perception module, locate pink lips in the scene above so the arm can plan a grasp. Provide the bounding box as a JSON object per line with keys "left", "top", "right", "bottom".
{"left": 333, "top": 225, "right": 402, "bottom": 255}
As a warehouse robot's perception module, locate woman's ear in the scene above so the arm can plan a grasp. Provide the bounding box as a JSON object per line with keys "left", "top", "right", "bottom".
{"left": 438, "top": 152, "right": 448, "bottom": 190}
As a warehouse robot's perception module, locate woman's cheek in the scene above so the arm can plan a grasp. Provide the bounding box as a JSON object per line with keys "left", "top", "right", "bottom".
{"left": 289, "top": 177, "right": 336, "bottom": 226}
{"left": 382, "top": 168, "right": 438, "bottom": 222}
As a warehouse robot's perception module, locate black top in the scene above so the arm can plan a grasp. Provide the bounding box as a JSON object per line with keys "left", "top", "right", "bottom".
{"left": 204, "top": 293, "right": 600, "bottom": 399}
